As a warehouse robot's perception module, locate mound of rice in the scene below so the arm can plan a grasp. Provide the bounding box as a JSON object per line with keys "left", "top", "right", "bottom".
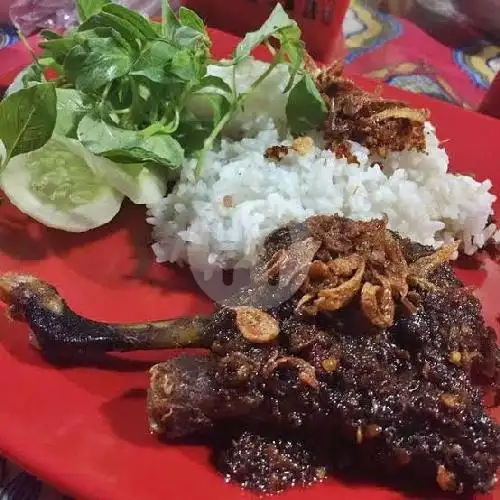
{"left": 148, "top": 59, "right": 498, "bottom": 270}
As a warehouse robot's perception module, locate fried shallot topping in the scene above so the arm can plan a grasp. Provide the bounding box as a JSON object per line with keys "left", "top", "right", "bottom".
{"left": 332, "top": 141, "right": 359, "bottom": 164}
{"left": 291, "top": 136, "right": 314, "bottom": 156}
{"left": 436, "top": 464, "right": 460, "bottom": 493}
{"left": 263, "top": 355, "right": 319, "bottom": 389}
{"left": 264, "top": 137, "right": 314, "bottom": 163}
{"left": 265, "top": 145, "right": 289, "bottom": 162}
{"left": 286, "top": 215, "right": 460, "bottom": 328}
{"left": 306, "top": 58, "right": 429, "bottom": 157}
{"left": 234, "top": 307, "right": 279, "bottom": 344}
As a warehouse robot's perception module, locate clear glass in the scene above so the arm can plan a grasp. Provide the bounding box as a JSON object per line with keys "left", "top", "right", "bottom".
{"left": 9, "top": 0, "right": 173, "bottom": 35}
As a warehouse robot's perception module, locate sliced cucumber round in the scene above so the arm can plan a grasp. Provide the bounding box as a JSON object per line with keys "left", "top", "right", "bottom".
{"left": 0, "top": 136, "right": 124, "bottom": 232}
{"left": 89, "top": 157, "right": 167, "bottom": 205}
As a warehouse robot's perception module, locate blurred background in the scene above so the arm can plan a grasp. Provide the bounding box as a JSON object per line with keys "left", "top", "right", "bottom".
{"left": 0, "top": 0, "right": 499, "bottom": 112}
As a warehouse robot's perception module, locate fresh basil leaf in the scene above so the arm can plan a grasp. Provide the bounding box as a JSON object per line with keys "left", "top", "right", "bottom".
{"left": 107, "top": 78, "right": 133, "bottom": 112}
{"left": 171, "top": 49, "right": 204, "bottom": 81}
{"left": 130, "top": 40, "right": 176, "bottom": 83}
{"left": 103, "top": 133, "right": 184, "bottom": 167}
{"left": 37, "top": 57, "right": 65, "bottom": 75}
{"left": 54, "top": 89, "right": 90, "bottom": 138}
{"left": 3, "top": 65, "right": 43, "bottom": 99}
{"left": 161, "top": 0, "right": 180, "bottom": 40}
{"left": 176, "top": 26, "right": 210, "bottom": 50}
{"left": 78, "top": 115, "right": 184, "bottom": 167}
{"left": 40, "top": 27, "right": 115, "bottom": 63}
{"left": 233, "top": 3, "right": 295, "bottom": 61}
{"left": 150, "top": 21, "right": 163, "bottom": 36}
{"left": 102, "top": 4, "right": 158, "bottom": 40}
{"left": 64, "top": 36, "right": 131, "bottom": 92}
{"left": 274, "top": 24, "right": 304, "bottom": 93}
{"left": 178, "top": 7, "right": 206, "bottom": 34}
{"left": 286, "top": 74, "right": 327, "bottom": 135}
{"left": 193, "top": 75, "right": 232, "bottom": 94}
{"left": 174, "top": 118, "right": 212, "bottom": 156}
{"left": 79, "top": 11, "right": 143, "bottom": 53}
{"left": 0, "top": 83, "right": 57, "bottom": 167}
{"left": 129, "top": 78, "right": 154, "bottom": 126}
{"left": 78, "top": 114, "right": 137, "bottom": 152}
{"left": 76, "top": 0, "right": 111, "bottom": 22}
{"left": 204, "top": 93, "right": 231, "bottom": 123}
{"left": 40, "top": 35, "right": 80, "bottom": 63}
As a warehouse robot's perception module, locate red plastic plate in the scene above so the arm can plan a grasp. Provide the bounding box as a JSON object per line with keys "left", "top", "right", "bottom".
{"left": 0, "top": 29, "right": 498, "bottom": 500}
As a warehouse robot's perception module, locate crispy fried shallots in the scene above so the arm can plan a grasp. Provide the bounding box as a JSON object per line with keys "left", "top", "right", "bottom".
{"left": 233, "top": 307, "right": 279, "bottom": 344}
{"left": 270, "top": 215, "right": 460, "bottom": 328}
{"left": 306, "top": 57, "right": 429, "bottom": 157}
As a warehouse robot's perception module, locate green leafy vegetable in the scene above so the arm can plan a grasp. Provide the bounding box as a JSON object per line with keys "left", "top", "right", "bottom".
{"left": 3, "top": 64, "right": 44, "bottom": 98}
{"left": 54, "top": 89, "right": 90, "bottom": 137}
{"left": 21, "top": 63, "right": 45, "bottom": 87}
{"left": 130, "top": 40, "right": 176, "bottom": 83}
{"left": 76, "top": 0, "right": 111, "bottom": 22}
{"left": 233, "top": 3, "right": 296, "bottom": 62}
{"left": 178, "top": 7, "right": 206, "bottom": 34}
{"left": 0, "top": 83, "right": 57, "bottom": 168}
{"left": 286, "top": 74, "right": 327, "bottom": 135}
{"left": 40, "top": 28, "right": 121, "bottom": 64}
{"left": 77, "top": 115, "right": 184, "bottom": 167}
{"left": 77, "top": 114, "right": 137, "bottom": 152}
{"left": 102, "top": 3, "right": 158, "bottom": 40}
{"left": 192, "top": 75, "right": 233, "bottom": 94}
{"left": 78, "top": 12, "right": 143, "bottom": 54}
{"left": 64, "top": 36, "right": 132, "bottom": 92}
{"left": 103, "top": 134, "right": 184, "bottom": 166}
{"left": 1, "top": 0, "right": 327, "bottom": 196}
{"left": 171, "top": 49, "right": 204, "bottom": 81}
{"left": 161, "top": 0, "right": 180, "bottom": 40}
{"left": 175, "top": 26, "right": 208, "bottom": 49}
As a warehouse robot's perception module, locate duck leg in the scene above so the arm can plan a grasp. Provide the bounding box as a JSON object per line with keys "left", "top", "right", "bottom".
{"left": 0, "top": 273, "right": 211, "bottom": 361}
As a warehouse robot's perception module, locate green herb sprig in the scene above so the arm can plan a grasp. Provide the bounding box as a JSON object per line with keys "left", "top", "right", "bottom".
{"left": 0, "top": 0, "right": 327, "bottom": 176}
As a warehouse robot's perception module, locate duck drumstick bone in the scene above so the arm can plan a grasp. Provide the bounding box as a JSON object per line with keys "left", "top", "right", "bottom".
{"left": 0, "top": 273, "right": 211, "bottom": 360}
{"left": 0, "top": 233, "right": 323, "bottom": 360}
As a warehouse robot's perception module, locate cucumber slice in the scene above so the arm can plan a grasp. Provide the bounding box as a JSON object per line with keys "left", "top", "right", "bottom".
{"left": 0, "top": 136, "right": 124, "bottom": 232}
{"left": 89, "top": 157, "right": 167, "bottom": 205}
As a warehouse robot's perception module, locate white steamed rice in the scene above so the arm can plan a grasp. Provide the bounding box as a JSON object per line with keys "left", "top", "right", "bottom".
{"left": 148, "top": 58, "right": 498, "bottom": 270}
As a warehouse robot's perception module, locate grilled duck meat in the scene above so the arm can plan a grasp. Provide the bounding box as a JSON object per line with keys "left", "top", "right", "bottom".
{"left": 1, "top": 216, "right": 499, "bottom": 495}
{"left": 0, "top": 273, "right": 211, "bottom": 362}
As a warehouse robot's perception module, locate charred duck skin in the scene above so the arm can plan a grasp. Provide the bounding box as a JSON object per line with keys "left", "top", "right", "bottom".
{"left": 0, "top": 273, "right": 210, "bottom": 361}
{"left": 1, "top": 216, "right": 499, "bottom": 494}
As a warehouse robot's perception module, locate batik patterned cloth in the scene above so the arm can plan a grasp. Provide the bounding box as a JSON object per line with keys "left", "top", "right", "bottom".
{"left": 343, "top": 0, "right": 499, "bottom": 108}
{"left": 0, "top": 2, "right": 499, "bottom": 498}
